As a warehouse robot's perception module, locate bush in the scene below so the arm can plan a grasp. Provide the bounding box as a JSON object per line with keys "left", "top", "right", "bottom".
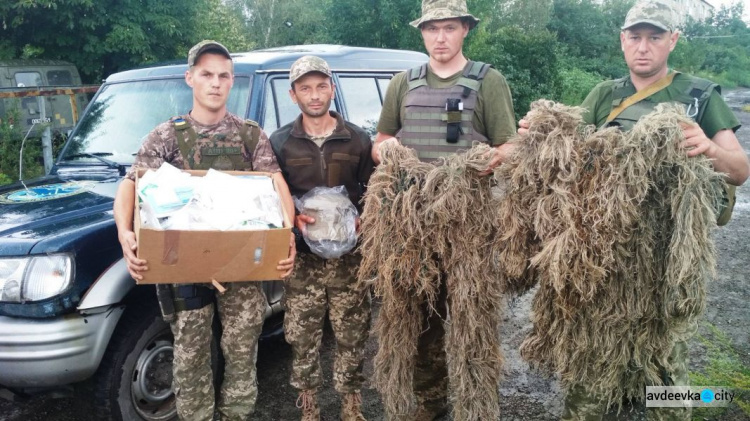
{"left": 558, "top": 67, "right": 604, "bottom": 105}
{"left": 0, "top": 103, "right": 45, "bottom": 185}
{"left": 467, "top": 26, "right": 561, "bottom": 119}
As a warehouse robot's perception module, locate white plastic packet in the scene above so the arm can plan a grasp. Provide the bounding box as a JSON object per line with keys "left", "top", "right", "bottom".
{"left": 294, "top": 186, "right": 358, "bottom": 259}
{"left": 163, "top": 169, "right": 284, "bottom": 231}
{"left": 137, "top": 163, "right": 196, "bottom": 218}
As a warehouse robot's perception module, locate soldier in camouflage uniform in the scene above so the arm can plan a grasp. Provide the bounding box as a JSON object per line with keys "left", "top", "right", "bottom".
{"left": 269, "top": 56, "right": 374, "bottom": 421}
{"left": 113, "top": 40, "right": 297, "bottom": 421}
{"left": 373, "top": 1, "right": 516, "bottom": 419}
{"left": 516, "top": 1, "right": 748, "bottom": 419}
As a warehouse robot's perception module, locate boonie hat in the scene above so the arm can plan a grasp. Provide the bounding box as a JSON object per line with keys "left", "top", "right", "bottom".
{"left": 410, "top": 0, "right": 480, "bottom": 29}
{"left": 188, "top": 40, "right": 231, "bottom": 67}
{"left": 289, "top": 55, "right": 332, "bottom": 84}
{"left": 622, "top": 0, "right": 677, "bottom": 32}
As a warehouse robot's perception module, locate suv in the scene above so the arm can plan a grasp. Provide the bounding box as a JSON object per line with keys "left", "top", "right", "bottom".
{"left": 0, "top": 45, "right": 427, "bottom": 420}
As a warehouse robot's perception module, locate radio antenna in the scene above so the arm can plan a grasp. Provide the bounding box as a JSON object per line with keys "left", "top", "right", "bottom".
{"left": 18, "top": 122, "right": 37, "bottom": 192}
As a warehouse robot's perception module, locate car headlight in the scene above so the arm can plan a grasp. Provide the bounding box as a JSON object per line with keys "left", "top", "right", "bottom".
{"left": 0, "top": 255, "right": 73, "bottom": 303}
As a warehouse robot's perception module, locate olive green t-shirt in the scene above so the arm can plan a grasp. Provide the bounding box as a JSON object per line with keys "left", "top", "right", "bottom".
{"left": 376, "top": 64, "right": 516, "bottom": 146}
{"left": 581, "top": 72, "right": 740, "bottom": 138}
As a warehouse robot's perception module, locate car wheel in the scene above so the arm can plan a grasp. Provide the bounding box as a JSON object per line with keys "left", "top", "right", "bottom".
{"left": 93, "top": 297, "right": 177, "bottom": 421}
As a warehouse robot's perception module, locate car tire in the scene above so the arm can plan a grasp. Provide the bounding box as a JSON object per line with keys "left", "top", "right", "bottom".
{"left": 92, "top": 296, "right": 177, "bottom": 421}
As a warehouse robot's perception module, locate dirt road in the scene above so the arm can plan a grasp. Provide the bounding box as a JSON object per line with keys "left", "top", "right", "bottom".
{"left": 1, "top": 90, "right": 749, "bottom": 421}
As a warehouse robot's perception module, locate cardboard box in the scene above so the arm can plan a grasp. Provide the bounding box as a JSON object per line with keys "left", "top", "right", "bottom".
{"left": 134, "top": 169, "right": 292, "bottom": 284}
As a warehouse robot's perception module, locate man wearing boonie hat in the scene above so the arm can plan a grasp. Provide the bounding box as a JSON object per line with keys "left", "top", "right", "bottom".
{"left": 518, "top": 1, "right": 748, "bottom": 420}
{"left": 269, "top": 55, "right": 375, "bottom": 421}
{"left": 372, "top": 0, "right": 517, "bottom": 420}
{"left": 114, "top": 40, "right": 297, "bottom": 420}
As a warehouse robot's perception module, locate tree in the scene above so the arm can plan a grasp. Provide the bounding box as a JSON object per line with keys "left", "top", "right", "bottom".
{"left": 320, "top": 0, "right": 423, "bottom": 51}
{"left": 0, "top": 0, "right": 240, "bottom": 82}
{"left": 548, "top": 0, "right": 631, "bottom": 78}
{"left": 467, "top": 25, "right": 561, "bottom": 118}
{"left": 484, "top": 0, "right": 553, "bottom": 32}
{"left": 233, "top": 0, "right": 327, "bottom": 49}
{"left": 673, "top": 2, "right": 750, "bottom": 88}
{"left": 194, "top": 0, "right": 255, "bottom": 53}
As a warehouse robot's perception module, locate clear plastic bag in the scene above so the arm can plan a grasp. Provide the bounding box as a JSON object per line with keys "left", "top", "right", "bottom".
{"left": 294, "top": 186, "right": 358, "bottom": 259}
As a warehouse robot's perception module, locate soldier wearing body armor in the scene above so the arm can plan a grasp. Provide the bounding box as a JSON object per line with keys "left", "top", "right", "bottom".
{"left": 520, "top": 2, "right": 748, "bottom": 420}
{"left": 373, "top": 0, "right": 517, "bottom": 419}
{"left": 269, "top": 56, "right": 374, "bottom": 421}
{"left": 113, "top": 40, "right": 296, "bottom": 421}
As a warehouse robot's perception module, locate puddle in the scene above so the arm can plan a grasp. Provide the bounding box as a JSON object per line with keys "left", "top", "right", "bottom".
{"left": 723, "top": 89, "right": 750, "bottom": 110}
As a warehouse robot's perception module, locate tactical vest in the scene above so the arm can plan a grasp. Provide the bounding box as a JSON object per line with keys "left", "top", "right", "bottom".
{"left": 398, "top": 61, "right": 491, "bottom": 162}
{"left": 172, "top": 117, "right": 261, "bottom": 171}
{"left": 604, "top": 73, "right": 717, "bottom": 132}
{"left": 604, "top": 75, "right": 735, "bottom": 226}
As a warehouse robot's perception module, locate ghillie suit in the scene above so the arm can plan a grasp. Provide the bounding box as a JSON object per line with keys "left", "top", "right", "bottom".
{"left": 359, "top": 142, "right": 507, "bottom": 420}
{"left": 502, "top": 100, "right": 725, "bottom": 409}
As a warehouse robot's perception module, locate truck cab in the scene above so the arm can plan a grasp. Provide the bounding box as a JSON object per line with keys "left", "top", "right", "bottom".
{"left": 0, "top": 45, "right": 427, "bottom": 420}
{"left": 0, "top": 59, "right": 90, "bottom": 135}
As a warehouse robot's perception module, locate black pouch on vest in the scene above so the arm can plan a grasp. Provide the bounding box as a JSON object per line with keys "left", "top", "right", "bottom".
{"left": 445, "top": 98, "right": 463, "bottom": 144}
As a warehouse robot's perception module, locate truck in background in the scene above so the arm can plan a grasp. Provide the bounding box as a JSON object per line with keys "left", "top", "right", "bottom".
{"left": 0, "top": 59, "right": 91, "bottom": 136}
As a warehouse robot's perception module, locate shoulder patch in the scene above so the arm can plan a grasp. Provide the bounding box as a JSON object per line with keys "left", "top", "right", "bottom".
{"left": 172, "top": 117, "right": 190, "bottom": 131}
{"left": 244, "top": 119, "right": 259, "bottom": 128}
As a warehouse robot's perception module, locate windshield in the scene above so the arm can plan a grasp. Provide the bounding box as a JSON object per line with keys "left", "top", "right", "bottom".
{"left": 59, "top": 76, "right": 251, "bottom": 165}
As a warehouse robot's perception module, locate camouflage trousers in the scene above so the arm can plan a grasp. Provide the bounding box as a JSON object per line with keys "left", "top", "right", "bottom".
{"left": 170, "top": 282, "right": 266, "bottom": 421}
{"left": 412, "top": 276, "right": 450, "bottom": 417}
{"left": 283, "top": 252, "right": 372, "bottom": 393}
{"left": 562, "top": 340, "right": 691, "bottom": 421}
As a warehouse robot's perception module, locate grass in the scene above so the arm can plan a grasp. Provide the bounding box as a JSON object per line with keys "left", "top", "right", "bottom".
{"left": 690, "top": 321, "right": 750, "bottom": 420}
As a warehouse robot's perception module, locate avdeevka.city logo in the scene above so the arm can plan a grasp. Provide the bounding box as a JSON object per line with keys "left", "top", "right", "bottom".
{"left": 646, "top": 386, "right": 735, "bottom": 408}
{"left": 0, "top": 182, "right": 96, "bottom": 204}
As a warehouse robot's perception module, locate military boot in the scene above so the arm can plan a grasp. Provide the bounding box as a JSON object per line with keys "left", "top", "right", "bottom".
{"left": 340, "top": 391, "right": 366, "bottom": 421}
{"left": 296, "top": 389, "right": 320, "bottom": 421}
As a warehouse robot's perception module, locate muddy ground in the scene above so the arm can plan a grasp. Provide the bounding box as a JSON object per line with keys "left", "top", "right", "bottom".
{"left": 1, "top": 90, "right": 749, "bottom": 421}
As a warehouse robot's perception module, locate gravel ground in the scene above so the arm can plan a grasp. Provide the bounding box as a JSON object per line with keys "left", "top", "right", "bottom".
{"left": 1, "top": 90, "right": 749, "bottom": 421}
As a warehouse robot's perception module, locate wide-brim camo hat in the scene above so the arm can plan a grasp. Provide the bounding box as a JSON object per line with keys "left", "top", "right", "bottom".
{"left": 622, "top": 0, "right": 677, "bottom": 32}
{"left": 410, "top": 0, "right": 480, "bottom": 29}
{"left": 188, "top": 40, "right": 231, "bottom": 67}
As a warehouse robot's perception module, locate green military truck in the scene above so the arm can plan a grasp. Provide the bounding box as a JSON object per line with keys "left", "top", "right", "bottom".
{"left": 0, "top": 59, "right": 91, "bottom": 136}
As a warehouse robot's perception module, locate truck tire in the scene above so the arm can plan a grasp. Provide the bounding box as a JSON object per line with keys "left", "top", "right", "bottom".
{"left": 92, "top": 298, "right": 177, "bottom": 421}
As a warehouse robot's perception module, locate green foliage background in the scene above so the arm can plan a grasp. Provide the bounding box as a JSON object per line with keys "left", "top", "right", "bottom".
{"left": 1, "top": 0, "right": 748, "bottom": 185}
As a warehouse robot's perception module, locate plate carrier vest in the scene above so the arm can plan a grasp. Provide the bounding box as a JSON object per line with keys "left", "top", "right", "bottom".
{"left": 172, "top": 117, "right": 261, "bottom": 171}
{"left": 398, "top": 60, "right": 491, "bottom": 162}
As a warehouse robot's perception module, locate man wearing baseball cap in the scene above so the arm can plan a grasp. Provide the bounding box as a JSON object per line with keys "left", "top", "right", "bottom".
{"left": 372, "top": 0, "right": 516, "bottom": 419}
{"left": 269, "top": 55, "right": 374, "bottom": 421}
{"left": 114, "top": 40, "right": 296, "bottom": 420}
{"left": 552, "top": 1, "right": 748, "bottom": 419}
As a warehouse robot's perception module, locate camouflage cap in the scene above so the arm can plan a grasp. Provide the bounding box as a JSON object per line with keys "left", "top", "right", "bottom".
{"left": 410, "top": 0, "right": 479, "bottom": 29}
{"left": 289, "top": 55, "right": 332, "bottom": 83}
{"left": 622, "top": 0, "right": 677, "bottom": 32}
{"left": 187, "top": 40, "right": 231, "bottom": 67}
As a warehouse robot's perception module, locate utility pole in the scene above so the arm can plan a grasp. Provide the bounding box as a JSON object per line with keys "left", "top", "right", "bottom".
{"left": 37, "top": 96, "right": 53, "bottom": 174}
